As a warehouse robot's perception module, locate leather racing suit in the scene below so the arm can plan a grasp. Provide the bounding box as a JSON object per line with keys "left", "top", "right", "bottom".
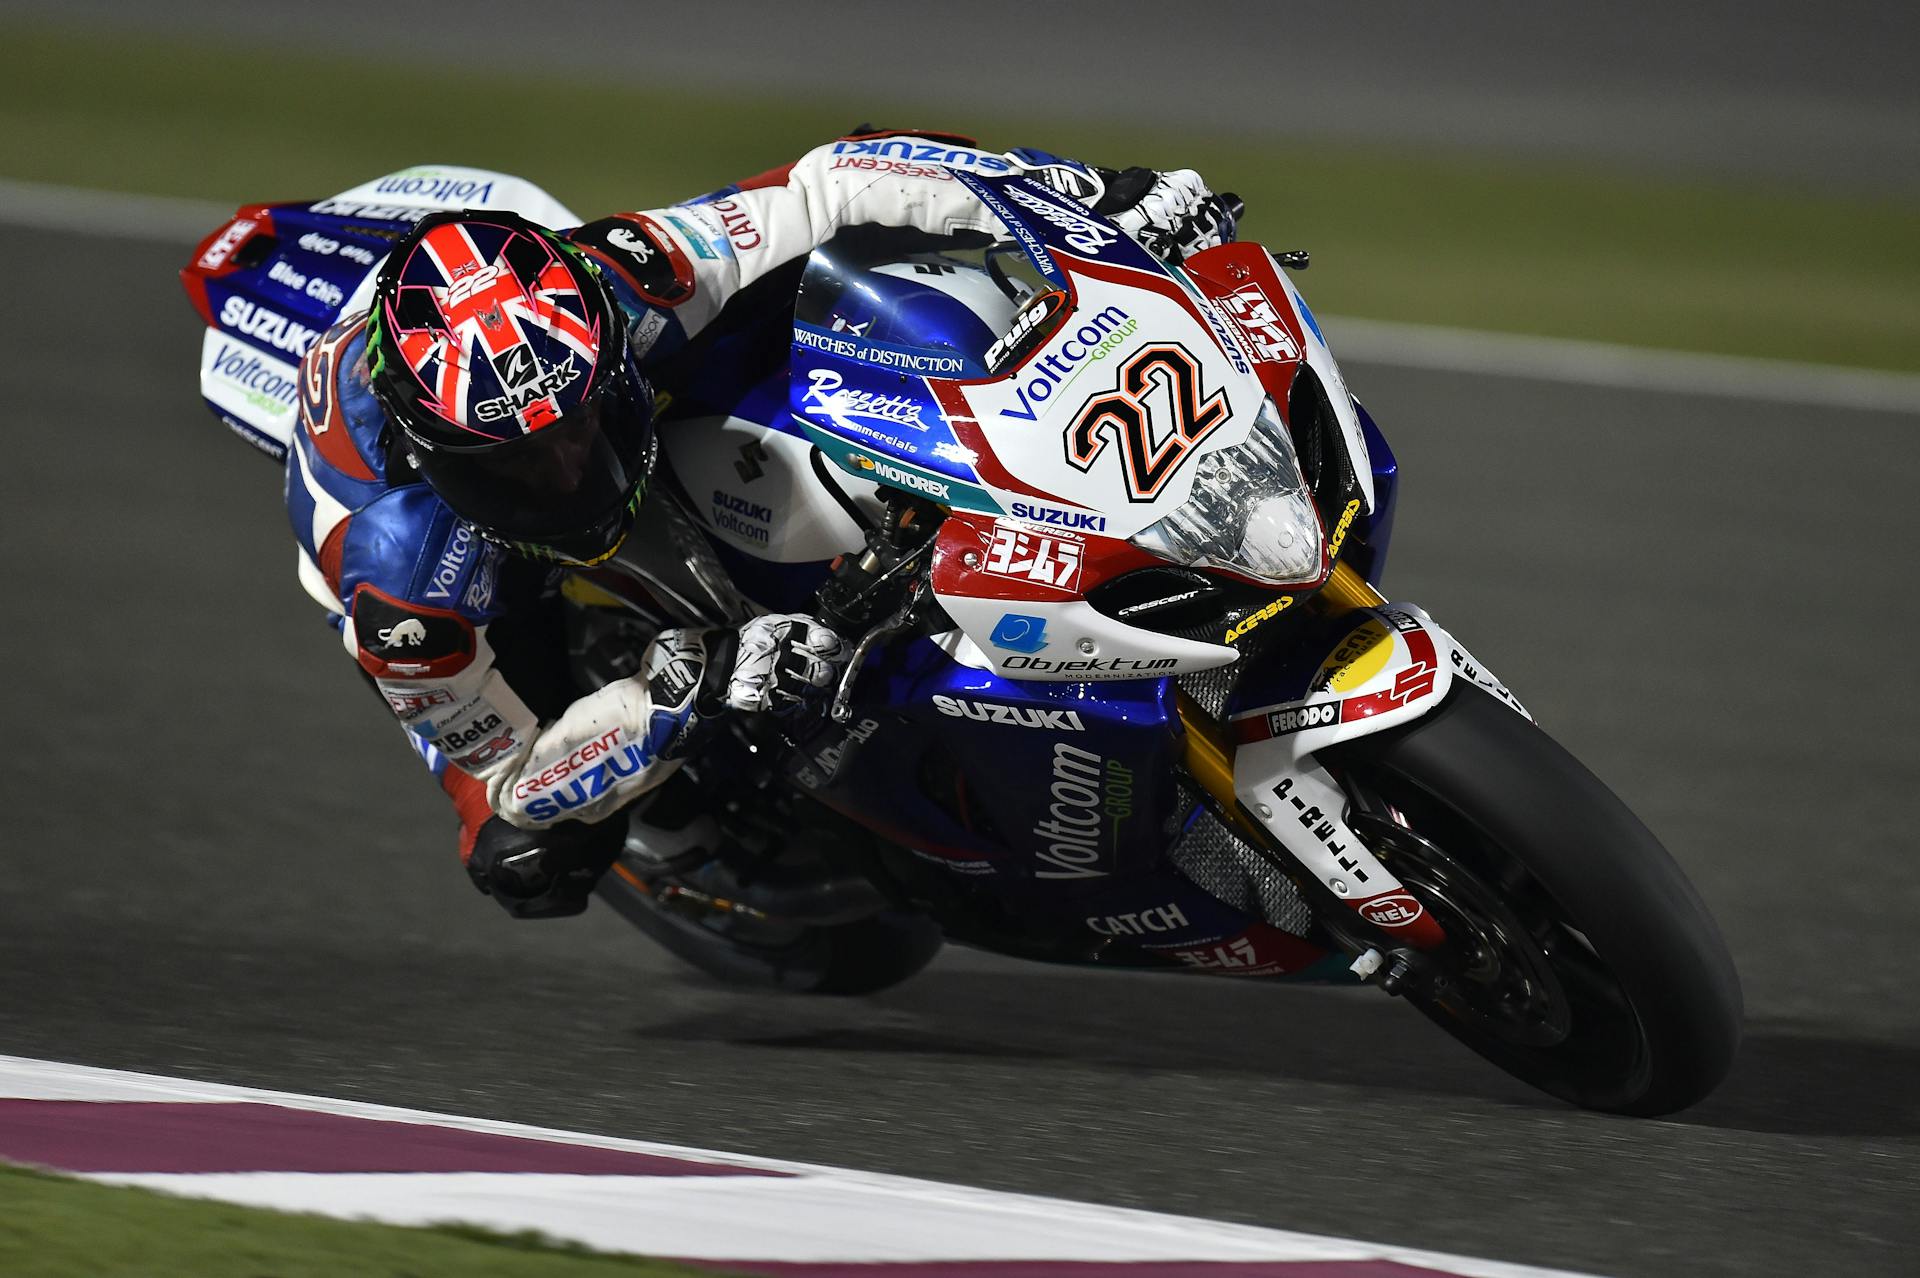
{"left": 284, "top": 131, "right": 1185, "bottom": 883}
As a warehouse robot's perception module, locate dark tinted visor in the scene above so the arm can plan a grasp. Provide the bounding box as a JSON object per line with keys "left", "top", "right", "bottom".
{"left": 413, "top": 369, "right": 652, "bottom": 547}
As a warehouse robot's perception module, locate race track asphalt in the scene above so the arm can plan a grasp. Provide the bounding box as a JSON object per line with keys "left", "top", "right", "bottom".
{"left": 2, "top": 225, "right": 1916, "bottom": 1277}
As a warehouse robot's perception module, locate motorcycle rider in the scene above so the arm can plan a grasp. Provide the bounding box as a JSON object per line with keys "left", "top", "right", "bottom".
{"left": 287, "top": 129, "right": 1236, "bottom": 919}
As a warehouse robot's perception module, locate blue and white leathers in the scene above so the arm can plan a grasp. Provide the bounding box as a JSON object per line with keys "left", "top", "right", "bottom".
{"left": 282, "top": 135, "right": 1100, "bottom": 837}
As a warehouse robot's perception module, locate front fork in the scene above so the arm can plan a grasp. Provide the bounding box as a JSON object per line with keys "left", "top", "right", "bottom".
{"left": 1176, "top": 563, "right": 1454, "bottom": 956}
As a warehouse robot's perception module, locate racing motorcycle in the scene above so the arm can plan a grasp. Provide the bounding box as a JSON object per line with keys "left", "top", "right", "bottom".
{"left": 181, "top": 160, "right": 1741, "bottom": 1116}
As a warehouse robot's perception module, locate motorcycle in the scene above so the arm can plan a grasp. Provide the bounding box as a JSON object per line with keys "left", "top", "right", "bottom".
{"left": 181, "top": 160, "right": 1741, "bottom": 1116}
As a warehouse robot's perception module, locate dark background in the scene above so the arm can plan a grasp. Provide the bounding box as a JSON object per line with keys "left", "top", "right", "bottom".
{"left": 10, "top": 0, "right": 1918, "bottom": 192}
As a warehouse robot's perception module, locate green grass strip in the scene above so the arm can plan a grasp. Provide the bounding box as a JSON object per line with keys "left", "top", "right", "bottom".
{"left": 6, "top": 22, "right": 1917, "bottom": 370}
{"left": 0, "top": 1162, "right": 730, "bottom": 1278}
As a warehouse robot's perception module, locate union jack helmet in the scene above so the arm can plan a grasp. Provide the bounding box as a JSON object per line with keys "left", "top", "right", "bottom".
{"left": 367, "top": 210, "right": 655, "bottom": 566}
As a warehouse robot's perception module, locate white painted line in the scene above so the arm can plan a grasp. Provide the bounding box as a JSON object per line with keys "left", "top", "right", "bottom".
{"left": 0, "top": 1054, "right": 1598, "bottom": 1276}
{"left": 13, "top": 172, "right": 1908, "bottom": 414}
{"left": 0, "top": 177, "right": 232, "bottom": 244}
{"left": 1323, "top": 315, "right": 1920, "bottom": 415}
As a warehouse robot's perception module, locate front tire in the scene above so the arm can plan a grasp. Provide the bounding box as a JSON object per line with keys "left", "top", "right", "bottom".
{"left": 1323, "top": 684, "right": 1742, "bottom": 1115}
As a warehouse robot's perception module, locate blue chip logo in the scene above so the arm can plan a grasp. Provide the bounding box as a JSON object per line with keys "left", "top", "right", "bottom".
{"left": 990, "top": 613, "right": 1049, "bottom": 654}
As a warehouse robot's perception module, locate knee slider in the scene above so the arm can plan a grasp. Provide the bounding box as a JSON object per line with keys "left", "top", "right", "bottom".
{"left": 467, "top": 815, "right": 624, "bottom": 920}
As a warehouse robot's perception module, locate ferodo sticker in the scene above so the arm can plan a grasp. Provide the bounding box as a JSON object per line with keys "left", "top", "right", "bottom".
{"left": 1316, "top": 618, "right": 1392, "bottom": 691}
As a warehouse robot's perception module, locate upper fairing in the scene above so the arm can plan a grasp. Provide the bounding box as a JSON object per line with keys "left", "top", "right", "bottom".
{"left": 791, "top": 173, "right": 1272, "bottom": 538}
{"left": 956, "top": 256, "right": 1264, "bottom": 540}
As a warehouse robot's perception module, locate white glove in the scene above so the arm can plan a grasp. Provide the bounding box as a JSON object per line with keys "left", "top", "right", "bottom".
{"left": 726, "top": 614, "right": 848, "bottom": 714}
{"left": 1110, "top": 169, "right": 1235, "bottom": 262}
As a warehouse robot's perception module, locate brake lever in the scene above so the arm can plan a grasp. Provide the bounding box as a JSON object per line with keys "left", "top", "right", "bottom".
{"left": 829, "top": 575, "right": 926, "bottom": 724}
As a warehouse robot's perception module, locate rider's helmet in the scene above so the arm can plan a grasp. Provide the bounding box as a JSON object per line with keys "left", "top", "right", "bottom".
{"left": 366, "top": 209, "right": 655, "bottom": 566}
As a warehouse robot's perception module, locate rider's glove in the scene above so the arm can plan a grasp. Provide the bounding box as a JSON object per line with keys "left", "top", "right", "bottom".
{"left": 724, "top": 613, "right": 848, "bottom": 715}
{"left": 1096, "top": 167, "right": 1237, "bottom": 263}
{"left": 466, "top": 813, "right": 626, "bottom": 919}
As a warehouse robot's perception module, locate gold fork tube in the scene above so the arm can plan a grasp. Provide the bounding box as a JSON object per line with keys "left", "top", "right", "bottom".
{"left": 1175, "top": 563, "right": 1386, "bottom": 835}
{"left": 1175, "top": 687, "right": 1266, "bottom": 844}
{"left": 1319, "top": 561, "right": 1387, "bottom": 611}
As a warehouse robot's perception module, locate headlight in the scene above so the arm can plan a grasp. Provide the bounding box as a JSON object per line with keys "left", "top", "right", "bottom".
{"left": 1129, "top": 396, "right": 1323, "bottom": 584}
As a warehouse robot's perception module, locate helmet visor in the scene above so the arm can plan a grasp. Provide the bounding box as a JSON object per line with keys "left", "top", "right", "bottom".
{"left": 413, "top": 368, "right": 653, "bottom": 559}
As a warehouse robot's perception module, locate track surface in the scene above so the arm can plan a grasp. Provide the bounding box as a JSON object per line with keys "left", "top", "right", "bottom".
{"left": 4, "top": 228, "right": 1917, "bottom": 1278}
{"left": 11, "top": 0, "right": 1919, "bottom": 194}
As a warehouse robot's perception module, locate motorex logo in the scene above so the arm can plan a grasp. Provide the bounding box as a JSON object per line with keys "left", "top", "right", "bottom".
{"left": 996, "top": 304, "right": 1135, "bottom": 421}
{"left": 990, "top": 613, "right": 1049, "bottom": 654}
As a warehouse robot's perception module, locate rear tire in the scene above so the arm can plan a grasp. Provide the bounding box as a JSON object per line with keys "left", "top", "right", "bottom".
{"left": 1323, "top": 684, "right": 1742, "bottom": 1115}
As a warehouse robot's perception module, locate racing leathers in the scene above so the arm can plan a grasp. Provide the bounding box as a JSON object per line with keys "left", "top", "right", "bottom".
{"left": 283, "top": 130, "right": 1230, "bottom": 905}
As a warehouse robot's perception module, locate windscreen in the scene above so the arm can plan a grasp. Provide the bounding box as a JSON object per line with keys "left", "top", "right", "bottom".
{"left": 794, "top": 224, "right": 1058, "bottom": 381}
{"left": 789, "top": 189, "right": 1061, "bottom": 510}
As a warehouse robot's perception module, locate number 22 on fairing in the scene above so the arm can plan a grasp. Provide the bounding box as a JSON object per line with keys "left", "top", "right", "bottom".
{"left": 1065, "top": 343, "right": 1229, "bottom": 502}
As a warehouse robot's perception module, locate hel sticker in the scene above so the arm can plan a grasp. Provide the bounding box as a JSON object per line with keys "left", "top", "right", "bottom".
{"left": 1358, "top": 893, "right": 1426, "bottom": 929}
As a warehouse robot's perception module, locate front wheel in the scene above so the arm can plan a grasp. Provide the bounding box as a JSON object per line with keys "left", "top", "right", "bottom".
{"left": 1321, "top": 684, "right": 1742, "bottom": 1115}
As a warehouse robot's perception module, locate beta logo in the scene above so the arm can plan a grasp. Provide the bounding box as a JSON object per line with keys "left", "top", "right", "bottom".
{"left": 439, "top": 714, "right": 504, "bottom": 752}
{"left": 989, "top": 613, "right": 1049, "bottom": 654}
{"left": 1358, "top": 893, "right": 1426, "bottom": 929}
